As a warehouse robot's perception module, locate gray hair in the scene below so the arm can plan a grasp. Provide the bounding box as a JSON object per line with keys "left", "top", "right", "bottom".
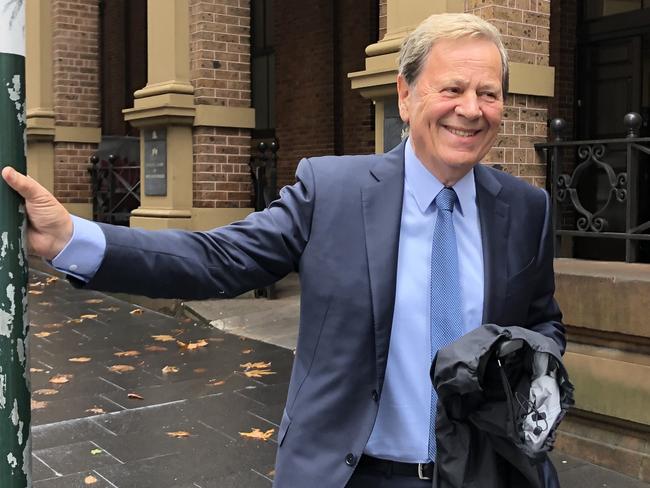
{"left": 398, "top": 13, "right": 509, "bottom": 96}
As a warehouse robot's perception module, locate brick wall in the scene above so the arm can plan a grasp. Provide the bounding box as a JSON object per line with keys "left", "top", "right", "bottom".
{"left": 189, "top": 0, "right": 252, "bottom": 208}
{"left": 549, "top": 0, "right": 577, "bottom": 138}
{"left": 467, "top": 0, "right": 551, "bottom": 187}
{"left": 275, "top": 0, "right": 377, "bottom": 188}
{"left": 52, "top": 0, "right": 100, "bottom": 203}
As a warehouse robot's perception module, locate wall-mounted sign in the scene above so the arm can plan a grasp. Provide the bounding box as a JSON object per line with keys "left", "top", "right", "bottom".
{"left": 144, "top": 128, "right": 167, "bottom": 196}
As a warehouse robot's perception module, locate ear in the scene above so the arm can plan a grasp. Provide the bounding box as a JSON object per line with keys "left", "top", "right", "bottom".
{"left": 396, "top": 74, "right": 411, "bottom": 124}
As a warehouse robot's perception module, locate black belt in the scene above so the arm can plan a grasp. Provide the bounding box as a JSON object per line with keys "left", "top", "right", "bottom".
{"left": 357, "top": 454, "right": 434, "bottom": 480}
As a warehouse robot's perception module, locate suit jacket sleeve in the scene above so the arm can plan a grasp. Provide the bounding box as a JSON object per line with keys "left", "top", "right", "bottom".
{"left": 524, "top": 190, "right": 566, "bottom": 354}
{"left": 81, "top": 158, "right": 316, "bottom": 299}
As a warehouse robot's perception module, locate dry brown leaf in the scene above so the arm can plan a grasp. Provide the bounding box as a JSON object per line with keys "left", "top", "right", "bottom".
{"left": 239, "top": 428, "right": 275, "bottom": 441}
{"left": 49, "top": 374, "right": 72, "bottom": 384}
{"left": 193, "top": 368, "right": 207, "bottom": 374}
{"left": 130, "top": 308, "right": 144, "bottom": 315}
{"left": 66, "top": 318, "right": 84, "bottom": 324}
{"left": 114, "top": 350, "right": 140, "bottom": 357}
{"left": 30, "top": 368, "right": 46, "bottom": 373}
{"left": 127, "top": 392, "right": 144, "bottom": 400}
{"left": 208, "top": 379, "right": 225, "bottom": 387}
{"left": 244, "top": 369, "right": 276, "bottom": 378}
{"left": 162, "top": 365, "right": 179, "bottom": 374}
{"left": 144, "top": 345, "right": 168, "bottom": 352}
{"left": 33, "top": 389, "right": 59, "bottom": 396}
{"left": 151, "top": 335, "right": 176, "bottom": 342}
{"left": 177, "top": 339, "right": 208, "bottom": 351}
{"left": 109, "top": 365, "right": 135, "bottom": 373}
{"left": 28, "top": 290, "right": 43, "bottom": 295}
{"left": 86, "top": 407, "right": 105, "bottom": 415}
{"left": 31, "top": 400, "right": 48, "bottom": 410}
{"left": 241, "top": 348, "right": 253, "bottom": 354}
{"left": 80, "top": 314, "right": 98, "bottom": 320}
{"left": 29, "top": 281, "right": 43, "bottom": 287}
{"left": 69, "top": 357, "right": 92, "bottom": 363}
{"left": 46, "top": 276, "right": 59, "bottom": 284}
{"left": 99, "top": 306, "right": 120, "bottom": 312}
{"left": 166, "top": 431, "right": 191, "bottom": 438}
{"left": 84, "top": 299, "right": 103, "bottom": 304}
{"left": 34, "top": 331, "right": 55, "bottom": 338}
{"left": 84, "top": 475, "right": 98, "bottom": 485}
{"left": 240, "top": 361, "right": 271, "bottom": 370}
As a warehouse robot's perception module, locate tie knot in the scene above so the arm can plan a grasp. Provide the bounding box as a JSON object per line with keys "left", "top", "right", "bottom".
{"left": 435, "top": 187, "right": 457, "bottom": 212}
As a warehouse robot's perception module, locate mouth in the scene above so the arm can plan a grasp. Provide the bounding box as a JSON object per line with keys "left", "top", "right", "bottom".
{"left": 443, "top": 126, "right": 481, "bottom": 138}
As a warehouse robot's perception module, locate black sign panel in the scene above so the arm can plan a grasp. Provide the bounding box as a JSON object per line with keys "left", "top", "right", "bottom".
{"left": 144, "top": 128, "right": 167, "bottom": 196}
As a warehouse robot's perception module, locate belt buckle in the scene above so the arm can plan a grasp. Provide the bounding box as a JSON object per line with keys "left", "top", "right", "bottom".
{"left": 418, "top": 463, "right": 432, "bottom": 481}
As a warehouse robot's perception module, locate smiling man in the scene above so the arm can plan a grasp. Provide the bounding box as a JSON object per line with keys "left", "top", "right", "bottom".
{"left": 2, "top": 13, "right": 563, "bottom": 488}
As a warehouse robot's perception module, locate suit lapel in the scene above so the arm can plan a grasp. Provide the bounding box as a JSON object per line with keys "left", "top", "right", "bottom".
{"left": 474, "top": 164, "right": 509, "bottom": 324}
{"left": 361, "top": 142, "right": 405, "bottom": 388}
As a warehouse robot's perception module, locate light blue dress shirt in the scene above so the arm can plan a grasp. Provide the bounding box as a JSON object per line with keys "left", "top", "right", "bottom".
{"left": 364, "top": 138, "right": 484, "bottom": 462}
{"left": 52, "top": 140, "right": 485, "bottom": 463}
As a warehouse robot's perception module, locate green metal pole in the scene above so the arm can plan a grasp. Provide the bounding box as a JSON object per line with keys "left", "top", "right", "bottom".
{"left": 0, "top": 0, "right": 31, "bottom": 486}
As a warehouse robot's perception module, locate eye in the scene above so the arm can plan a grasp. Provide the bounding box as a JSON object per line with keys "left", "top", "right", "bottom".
{"left": 480, "top": 91, "right": 498, "bottom": 100}
{"left": 443, "top": 87, "right": 461, "bottom": 95}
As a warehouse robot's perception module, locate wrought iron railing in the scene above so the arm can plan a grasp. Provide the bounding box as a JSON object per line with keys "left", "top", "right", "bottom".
{"left": 535, "top": 113, "right": 650, "bottom": 263}
{"left": 88, "top": 152, "right": 141, "bottom": 226}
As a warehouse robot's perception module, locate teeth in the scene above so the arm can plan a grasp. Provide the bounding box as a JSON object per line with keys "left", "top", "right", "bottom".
{"left": 446, "top": 127, "right": 477, "bottom": 137}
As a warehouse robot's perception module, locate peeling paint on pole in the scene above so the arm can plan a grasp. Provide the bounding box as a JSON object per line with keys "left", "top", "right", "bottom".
{"left": 0, "top": 0, "right": 31, "bottom": 486}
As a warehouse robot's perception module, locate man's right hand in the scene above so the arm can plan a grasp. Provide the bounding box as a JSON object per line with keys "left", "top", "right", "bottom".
{"left": 1, "top": 167, "right": 74, "bottom": 260}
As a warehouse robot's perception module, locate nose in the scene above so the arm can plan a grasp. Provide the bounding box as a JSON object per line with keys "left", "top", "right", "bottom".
{"left": 455, "top": 92, "right": 482, "bottom": 120}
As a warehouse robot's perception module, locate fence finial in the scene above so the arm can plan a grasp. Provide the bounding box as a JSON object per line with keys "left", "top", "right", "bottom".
{"left": 624, "top": 112, "right": 642, "bottom": 138}
{"left": 549, "top": 118, "right": 566, "bottom": 142}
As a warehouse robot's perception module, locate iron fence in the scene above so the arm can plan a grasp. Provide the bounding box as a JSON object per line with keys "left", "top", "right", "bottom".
{"left": 535, "top": 113, "right": 650, "bottom": 263}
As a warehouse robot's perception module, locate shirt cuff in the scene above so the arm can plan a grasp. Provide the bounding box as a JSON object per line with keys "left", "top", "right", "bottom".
{"left": 50, "top": 215, "right": 106, "bottom": 282}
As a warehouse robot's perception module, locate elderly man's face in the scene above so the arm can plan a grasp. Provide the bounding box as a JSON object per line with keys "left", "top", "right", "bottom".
{"left": 397, "top": 37, "right": 504, "bottom": 186}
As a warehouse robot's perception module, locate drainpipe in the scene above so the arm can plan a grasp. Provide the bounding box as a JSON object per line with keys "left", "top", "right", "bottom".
{"left": 0, "top": 0, "right": 31, "bottom": 486}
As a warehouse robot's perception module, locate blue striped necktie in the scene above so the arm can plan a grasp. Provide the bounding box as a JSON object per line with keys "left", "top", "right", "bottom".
{"left": 428, "top": 187, "right": 464, "bottom": 461}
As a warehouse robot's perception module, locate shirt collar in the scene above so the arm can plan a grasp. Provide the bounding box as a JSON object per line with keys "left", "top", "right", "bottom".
{"left": 404, "top": 137, "right": 477, "bottom": 216}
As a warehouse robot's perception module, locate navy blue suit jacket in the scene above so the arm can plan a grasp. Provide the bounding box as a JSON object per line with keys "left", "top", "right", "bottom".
{"left": 84, "top": 141, "right": 564, "bottom": 487}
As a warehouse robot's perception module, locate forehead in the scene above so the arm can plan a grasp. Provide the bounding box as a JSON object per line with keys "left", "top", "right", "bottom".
{"left": 420, "top": 37, "right": 502, "bottom": 83}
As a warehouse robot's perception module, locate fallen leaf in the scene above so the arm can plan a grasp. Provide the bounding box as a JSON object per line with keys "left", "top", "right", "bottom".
{"left": 144, "top": 345, "right": 167, "bottom": 352}
{"left": 90, "top": 448, "right": 103, "bottom": 456}
{"left": 151, "top": 335, "right": 176, "bottom": 342}
{"left": 39, "top": 301, "right": 53, "bottom": 306}
{"left": 99, "top": 306, "right": 120, "bottom": 312}
{"left": 177, "top": 339, "right": 208, "bottom": 350}
{"left": 31, "top": 400, "right": 48, "bottom": 410}
{"left": 109, "top": 365, "right": 135, "bottom": 373}
{"left": 84, "top": 475, "right": 98, "bottom": 485}
{"left": 244, "top": 369, "right": 276, "bottom": 378}
{"left": 69, "top": 357, "right": 92, "bottom": 363}
{"left": 241, "top": 348, "right": 253, "bottom": 354}
{"left": 113, "top": 350, "right": 140, "bottom": 357}
{"left": 28, "top": 290, "right": 43, "bottom": 295}
{"left": 162, "top": 365, "right": 179, "bottom": 374}
{"left": 46, "top": 276, "right": 59, "bottom": 284}
{"left": 29, "top": 281, "right": 43, "bottom": 287}
{"left": 84, "top": 299, "right": 104, "bottom": 304}
{"left": 239, "top": 428, "right": 275, "bottom": 441}
{"left": 208, "top": 379, "right": 225, "bottom": 387}
{"left": 80, "top": 314, "right": 98, "bottom": 320}
{"left": 86, "top": 407, "right": 106, "bottom": 415}
{"left": 43, "top": 322, "right": 64, "bottom": 329}
{"left": 240, "top": 361, "right": 272, "bottom": 370}
{"left": 49, "top": 374, "right": 72, "bottom": 384}
{"left": 166, "top": 431, "right": 191, "bottom": 438}
{"left": 66, "top": 318, "right": 84, "bottom": 324}
{"left": 33, "top": 389, "right": 59, "bottom": 396}
{"left": 34, "top": 331, "right": 56, "bottom": 338}
{"left": 30, "top": 368, "right": 46, "bottom": 373}
{"left": 193, "top": 368, "right": 207, "bottom": 374}
{"left": 130, "top": 308, "right": 144, "bottom": 315}
{"left": 127, "top": 392, "right": 144, "bottom": 400}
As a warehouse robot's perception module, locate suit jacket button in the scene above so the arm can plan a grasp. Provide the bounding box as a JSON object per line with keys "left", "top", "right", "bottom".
{"left": 345, "top": 453, "right": 357, "bottom": 466}
{"left": 371, "top": 390, "right": 379, "bottom": 402}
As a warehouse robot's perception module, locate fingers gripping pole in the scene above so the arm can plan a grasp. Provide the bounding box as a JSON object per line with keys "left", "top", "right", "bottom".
{"left": 0, "top": 0, "right": 31, "bottom": 486}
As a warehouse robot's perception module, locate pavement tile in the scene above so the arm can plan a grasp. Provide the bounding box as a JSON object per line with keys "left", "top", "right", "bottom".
{"left": 34, "top": 472, "right": 115, "bottom": 488}
{"left": 33, "top": 439, "right": 124, "bottom": 476}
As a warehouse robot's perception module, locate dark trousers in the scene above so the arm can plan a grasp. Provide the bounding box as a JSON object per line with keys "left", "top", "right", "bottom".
{"left": 345, "top": 469, "right": 431, "bottom": 488}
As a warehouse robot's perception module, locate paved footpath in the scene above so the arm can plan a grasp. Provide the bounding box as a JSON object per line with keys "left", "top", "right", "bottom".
{"left": 29, "top": 269, "right": 648, "bottom": 487}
